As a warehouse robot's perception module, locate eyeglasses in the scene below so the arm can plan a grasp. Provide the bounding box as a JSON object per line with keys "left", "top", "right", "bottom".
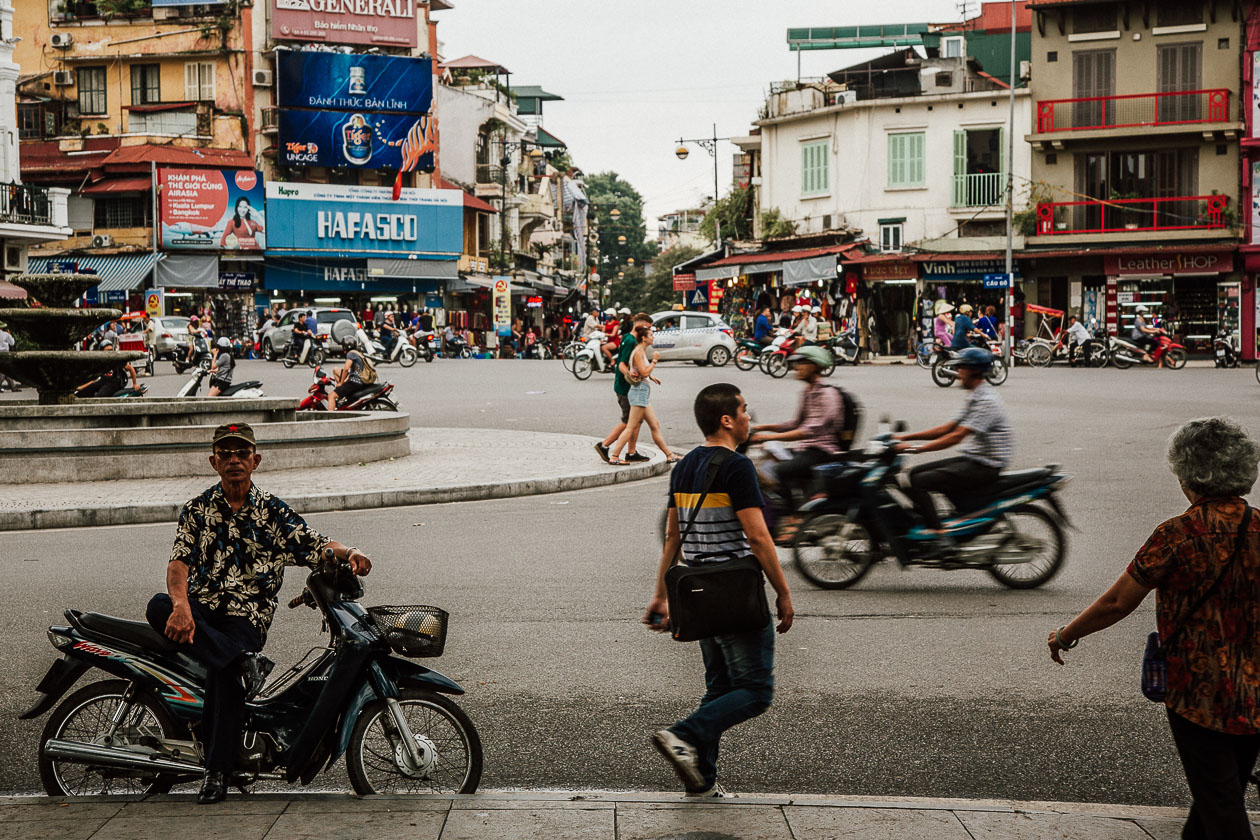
{"left": 213, "top": 447, "right": 255, "bottom": 461}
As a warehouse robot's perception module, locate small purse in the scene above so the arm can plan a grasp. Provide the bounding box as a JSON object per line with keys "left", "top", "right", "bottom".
{"left": 1142, "top": 505, "right": 1252, "bottom": 702}
{"left": 664, "top": 449, "right": 771, "bottom": 643}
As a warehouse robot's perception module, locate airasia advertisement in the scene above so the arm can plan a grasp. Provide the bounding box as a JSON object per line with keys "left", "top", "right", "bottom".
{"left": 272, "top": 0, "right": 417, "bottom": 48}
{"left": 278, "top": 109, "right": 435, "bottom": 172}
{"left": 158, "top": 169, "right": 266, "bottom": 251}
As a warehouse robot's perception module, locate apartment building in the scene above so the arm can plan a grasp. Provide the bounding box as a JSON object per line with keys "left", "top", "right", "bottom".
{"left": 1023, "top": 0, "right": 1246, "bottom": 356}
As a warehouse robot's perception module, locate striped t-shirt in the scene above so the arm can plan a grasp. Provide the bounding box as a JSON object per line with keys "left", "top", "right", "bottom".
{"left": 669, "top": 446, "right": 764, "bottom": 566}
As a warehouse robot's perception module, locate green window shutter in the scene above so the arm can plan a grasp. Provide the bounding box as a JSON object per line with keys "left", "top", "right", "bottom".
{"left": 888, "top": 134, "right": 903, "bottom": 187}
{"left": 802, "top": 141, "right": 828, "bottom": 196}
{"left": 952, "top": 130, "right": 967, "bottom": 206}
{"left": 910, "top": 133, "right": 925, "bottom": 186}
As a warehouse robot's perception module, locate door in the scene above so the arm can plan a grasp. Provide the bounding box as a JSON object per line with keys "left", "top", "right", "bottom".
{"left": 652, "top": 314, "right": 683, "bottom": 360}
{"left": 1157, "top": 43, "right": 1202, "bottom": 123}
{"left": 273, "top": 312, "right": 295, "bottom": 350}
{"left": 680, "top": 313, "right": 713, "bottom": 358}
{"left": 1072, "top": 49, "right": 1115, "bottom": 129}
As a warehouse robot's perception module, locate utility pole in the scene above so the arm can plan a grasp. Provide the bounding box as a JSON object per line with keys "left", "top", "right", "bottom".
{"left": 1003, "top": 0, "right": 1016, "bottom": 367}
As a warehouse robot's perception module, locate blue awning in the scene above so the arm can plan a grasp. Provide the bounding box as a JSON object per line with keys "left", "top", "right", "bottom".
{"left": 28, "top": 254, "right": 161, "bottom": 292}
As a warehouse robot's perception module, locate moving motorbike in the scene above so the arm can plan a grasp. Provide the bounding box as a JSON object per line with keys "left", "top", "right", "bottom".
{"left": 571, "top": 333, "right": 615, "bottom": 380}
{"left": 357, "top": 328, "right": 418, "bottom": 368}
{"left": 1214, "top": 331, "right": 1240, "bottom": 368}
{"left": 297, "top": 366, "right": 398, "bottom": 412}
{"left": 1109, "top": 332, "right": 1187, "bottom": 369}
{"left": 172, "top": 338, "right": 212, "bottom": 375}
{"left": 930, "top": 347, "right": 1008, "bottom": 387}
{"left": 176, "top": 367, "right": 265, "bottom": 399}
{"left": 440, "top": 334, "right": 475, "bottom": 359}
{"left": 22, "top": 553, "right": 482, "bottom": 796}
{"left": 792, "top": 419, "right": 1071, "bottom": 590}
{"left": 410, "top": 329, "right": 437, "bottom": 363}
{"left": 282, "top": 336, "right": 326, "bottom": 370}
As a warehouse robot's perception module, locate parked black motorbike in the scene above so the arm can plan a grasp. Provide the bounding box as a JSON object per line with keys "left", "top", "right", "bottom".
{"left": 1214, "top": 331, "right": 1240, "bottom": 368}
{"left": 22, "top": 553, "right": 482, "bottom": 796}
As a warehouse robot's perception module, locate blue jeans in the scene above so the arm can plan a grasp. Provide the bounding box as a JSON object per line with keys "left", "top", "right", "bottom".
{"left": 670, "top": 621, "right": 775, "bottom": 789}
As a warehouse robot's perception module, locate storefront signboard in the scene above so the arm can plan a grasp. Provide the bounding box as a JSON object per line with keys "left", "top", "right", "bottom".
{"left": 1103, "top": 252, "right": 1233, "bottom": 276}
{"left": 672, "top": 271, "right": 697, "bottom": 291}
{"left": 921, "top": 259, "right": 1021, "bottom": 281}
{"left": 264, "top": 182, "right": 461, "bottom": 258}
{"left": 526, "top": 296, "right": 543, "bottom": 308}
{"left": 272, "top": 0, "right": 417, "bottom": 48}
{"left": 1116, "top": 291, "right": 1135, "bottom": 304}
{"left": 277, "top": 52, "right": 432, "bottom": 114}
{"left": 145, "top": 289, "right": 163, "bottom": 316}
{"left": 862, "top": 260, "right": 917, "bottom": 281}
{"left": 159, "top": 169, "right": 266, "bottom": 251}
{"left": 219, "top": 272, "right": 256, "bottom": 291}
{"left": 278, "top": 110, "right": 435, "bottom": 172}
{"left": 492, "top": 276, "right": 512, "bottom": 330}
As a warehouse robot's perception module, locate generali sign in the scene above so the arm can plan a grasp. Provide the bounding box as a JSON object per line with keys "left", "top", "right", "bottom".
{"left": 273, "top": 0, "right": 417, "bottom": 47}
{"left": 1104, "top": 252, "right": 1233, "bottom": 276}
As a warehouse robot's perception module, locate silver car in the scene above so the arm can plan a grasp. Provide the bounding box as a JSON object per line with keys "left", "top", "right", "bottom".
{"left": 651, "top": 310, "right": 736, "bottom": 366}
{"left": 146, "top": 316, "right": 191, "bottom": 360}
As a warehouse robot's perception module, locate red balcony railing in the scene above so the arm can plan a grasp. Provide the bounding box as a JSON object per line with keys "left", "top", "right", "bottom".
{"left": 1035, "top": 89, "right": 1230, "bottom": 133}
{"left": 1034, "top": 195, "right": 1229, "bottom": 236}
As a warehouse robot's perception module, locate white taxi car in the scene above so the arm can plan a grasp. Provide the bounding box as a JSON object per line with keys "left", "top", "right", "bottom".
{"left": 650, "top": 310, "right": 736, "bottom": 366}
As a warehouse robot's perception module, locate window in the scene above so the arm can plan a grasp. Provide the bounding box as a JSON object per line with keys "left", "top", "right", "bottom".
{"left": 935, "top": 72, "right": 954, "bottom": 87}
{"left": 130, "top": 64, "right": 160, "bottom": 105}
{"left": 130, "top": 108, "right": 197, "bottom": 136}
{"left": 682, "top": 314, "right": 710, "bottom": 331}
{"left": 887, "top": 132, "right": 925, "bottom": 188}
{"left": 78, "top": 66, "right": 107, "bottom": 115}
{"left": 184, "top": 62, "right": 214, "bottom": 101}
{"left": 879, "top": 222, "right": 903, "bottom": 252}
{"left": 1157, "top": 4, "right": 1203, "bottom": 27}
{"left": 18, "top": 105, "right": 41, "bottom": 139}
{"left": 942, "top": 36, "right": 964, "bottom": 58}
{"left": 94, "top": 197, "right": 152, "bottom": 229}
{"left": 1073, "top": 6, "right": 1116, "bottom": 34}
{"left": 800, "top": 140, "right": 829, "bottom": 197}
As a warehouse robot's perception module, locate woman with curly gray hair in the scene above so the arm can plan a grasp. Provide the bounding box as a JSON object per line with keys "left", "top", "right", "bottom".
{"left": 1046, "top": 417, "right": 1260, "bottom": 839}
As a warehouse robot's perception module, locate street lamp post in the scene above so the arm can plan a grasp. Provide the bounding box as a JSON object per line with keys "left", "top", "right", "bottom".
{"left": 675, "top": 124, "right": 730, "bottom": 247}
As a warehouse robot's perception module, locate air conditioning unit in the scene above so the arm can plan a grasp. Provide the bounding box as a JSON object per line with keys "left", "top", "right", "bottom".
{"left": 91, "top": 234, "right": 114, "bottom": 248}
{"left": 4, "top": 246, "right": 25, "bottom": 273}
{"left": 252, "top": 69, "right": 273, "bottom": 87}
{"left": 52, "top": 70, "right": 75, "bottom": 86}
{"left": 1020, "top": 60, "right": 1031, "bottom": 81}
{"left": 49, "top": 32, "right": 73, "bottom": 48}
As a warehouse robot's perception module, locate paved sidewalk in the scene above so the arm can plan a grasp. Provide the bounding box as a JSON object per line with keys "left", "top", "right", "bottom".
{"left": 0, "top": 428, "right": 667, "bottom": 531}
{"left": 0, "top": 791, "right": 1220, "bottom": 840}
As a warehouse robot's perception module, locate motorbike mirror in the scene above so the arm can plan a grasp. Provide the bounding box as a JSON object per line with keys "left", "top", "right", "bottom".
{"left": 893, "top": 420, "right": 908, "bottom": 433}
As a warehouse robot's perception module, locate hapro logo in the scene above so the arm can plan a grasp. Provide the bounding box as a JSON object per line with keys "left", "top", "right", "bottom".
{"left": 317, "top": 210, "right": 418, "bottom": 241}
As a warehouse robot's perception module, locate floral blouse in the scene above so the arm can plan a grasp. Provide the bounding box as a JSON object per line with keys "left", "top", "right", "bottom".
{"left": 170, "top": 483, "right": 329, "bottom": 641}
{"left": 1128, "top": 497, "right": 1260, "bottom": 734}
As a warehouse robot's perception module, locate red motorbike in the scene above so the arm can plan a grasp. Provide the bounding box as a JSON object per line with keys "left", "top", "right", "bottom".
{"left": 296, "top": 367, "right": 399, "bottom": 412}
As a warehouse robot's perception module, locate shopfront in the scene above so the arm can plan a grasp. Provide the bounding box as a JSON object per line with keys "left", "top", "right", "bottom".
{"left": 1103, "top": 251, "right": 1238, "bottom": 355}
{"left": 264, "top": 182, "right": 462, "bottom": 319}
{"left": 854, "top": 258, "right": 919, "bottom": 356}
{"left": 29, "top": 253, "right": 160, "bottom": 313}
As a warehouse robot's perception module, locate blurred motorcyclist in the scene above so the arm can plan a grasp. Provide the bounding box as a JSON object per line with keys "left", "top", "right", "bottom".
{"left": 207, "top": 337, "right": 235, "bottom": 397}
{"left": 288, "top": 314, "right": 313, "bottom": 362}
{"left": 329, "top": 335, "right": 366, "bottom": 411}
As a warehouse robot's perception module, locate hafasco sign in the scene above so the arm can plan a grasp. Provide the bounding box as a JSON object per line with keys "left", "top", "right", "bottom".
{"left": 1104, "top": 252, "right": 1233, "bottom": 276}
{"left": 272, "top": 0, "right": 417, "bottom": 47}
{"left": 276, "top": 51, "right": 433, "bottom": 114}
{"left": 264, "top": 181, "right": 462, "bottom": 257}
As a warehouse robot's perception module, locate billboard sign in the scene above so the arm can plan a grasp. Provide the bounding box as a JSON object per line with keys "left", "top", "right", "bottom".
{"left": 276, "top": 51, "right": 432, "bottom": 114}
{"left": 264, "top": 181, "right": 462, "bottom": 257}
{"left": 159, "top": 169, "right": 266, "bottom": 251}
{"left": 272, "top": 0, "right": 417, "bottom": 47}
{"left": 278, "top": 110, "right": 435, "bottom": 172}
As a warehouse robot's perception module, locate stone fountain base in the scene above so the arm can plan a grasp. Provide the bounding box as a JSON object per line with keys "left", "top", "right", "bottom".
{"left": 0, "top": 398, "right": 409, "bottom": 484}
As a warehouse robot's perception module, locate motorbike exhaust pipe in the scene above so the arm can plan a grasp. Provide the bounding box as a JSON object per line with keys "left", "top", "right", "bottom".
{"left": 42, "top": 738, "right": 203, "bottom": 776}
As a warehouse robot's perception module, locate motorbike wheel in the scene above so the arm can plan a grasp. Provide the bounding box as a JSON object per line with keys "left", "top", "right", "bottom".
{"left": 309, "top": 348, "right": 326, "bottom": 368}
{"left": 572, "top": 356, "right": 594, "bottom": 380}
{"left": 346, "top": 687, "right": 483, "bottom": 795}
{"left": 459, "top": 348, "right": 473, "bottom": 359}
{"left": 283, "top": 357, "right": 295, "bottom": 369}
{"left": 819, "top": 350, "right": 837, "bottom": 378}
{"left": 561, "top": 344, "right": 579, "bottom": 371}
{"left": 985, "top": 359, "right": 1009, "bottom": 386}
{"left": 734, "top": 347, "right": 758, "bottom": 371}
{"left": 792, "top": 514, "right": 877, "bottom": 590}
{"left": 1165, "top": 348, "right": 1187, "bottom": 370}
{"left": 424, "top": 348, "right": 435, "bottom": 363}
{"left": 707, "top": 345, "right": 732, "bottom": 367}
{"left": 930, "top": 358, "right": 955, "bottom": 388}
{"left": 1111, "top": 351, "right": 1133, "bottom": 370}
{"left": 1024, "top": 343, "right": 1052, "bottom": 368}
{"left": 915, "top": 342, "right": 934, "bottom": 370}
{"left": 986, "top": 505, "right": 1067, "bottom": 590}
{"left": 398, "top": 346, "right": 418, "bottom": 368}
{"left": 765, "top": 354, "right": 789, "bottom": 379}
{"left": 366, "top": 398, "right": 398, "bottom": 411}
{"left": 39, "top": 679, "right": 186, "bottom": 797}
{"left": 1087, "top": 347, "right": 1109, "bottom": 368}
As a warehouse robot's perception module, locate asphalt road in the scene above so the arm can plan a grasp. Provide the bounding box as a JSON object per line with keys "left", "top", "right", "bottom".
{"left": 2, "top": 355, "right": 1258, "bottom": 805}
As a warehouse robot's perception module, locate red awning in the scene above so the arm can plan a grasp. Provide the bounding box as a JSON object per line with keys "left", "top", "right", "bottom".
{"left": 82, "top": 176, "right": 151, "bottom": 195}
{"left": 124, "top": 101, "right": 196, "bottom": 113}
{"left": 0, "top": 280, "right": 27, "bottom": 300}
{"left": 98, "top": 144, "right": 253, "bottom": 169}
{"left": 701, "top": 243, "right": 863, "bottom": 269}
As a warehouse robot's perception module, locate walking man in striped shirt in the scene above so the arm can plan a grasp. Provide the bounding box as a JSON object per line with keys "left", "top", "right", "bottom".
{"left": 643, "top": 382, "right": 794, "bottom": 798}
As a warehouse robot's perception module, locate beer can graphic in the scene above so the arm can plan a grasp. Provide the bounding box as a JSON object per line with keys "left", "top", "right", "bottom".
{"left": 341, "top": 114, "right": 372, "bottom": 165}
{"left": 348, "top": 66, "right": 366, "bottom": 95}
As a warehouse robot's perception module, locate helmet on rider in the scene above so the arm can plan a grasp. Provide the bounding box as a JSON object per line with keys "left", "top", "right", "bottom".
{"left": 955, "top": 347, "right": 993, "bottom": 371}
{"left": 811, "top": 306, "right": 822, "bottom": 314}
{"left": 618, "top": 307, "right": 631, "bottom": 315}
{"left": 604, "top": 308, "right": 615, "bottom": 316}
{"left": 787, "top": 345, "right": 832, "bottom": 370}
{"left": 1135, "top": 304, "right": 1149, "bottom": 313}
{"left": 791, "top": 305, "right": 804, "bottom": 313}
{"left": 340, "top": 335, "right": 359, "bottom": 350}
{"left": 216, "top": 337, "right": 230, "bottom": 350}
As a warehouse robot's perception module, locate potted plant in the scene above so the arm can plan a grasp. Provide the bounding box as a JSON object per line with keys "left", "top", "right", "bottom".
{"left": 1108, "top": 190, "right": 1144, "bottom": 230}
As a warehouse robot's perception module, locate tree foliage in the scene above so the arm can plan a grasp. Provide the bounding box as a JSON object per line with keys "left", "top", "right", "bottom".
{"left": 586, "top": 171, "right": 657, "bottom": 271}
{"left": 699, "top": 185, "right": 754, "bottom": 242}
{"left": 607, "top": 243, "right": 703, "bottom": 314}
{"left": 760, "top": 208, "right": 796, "bottom": 239}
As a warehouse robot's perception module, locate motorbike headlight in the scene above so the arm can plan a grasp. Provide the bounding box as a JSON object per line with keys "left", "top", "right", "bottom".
{"left": 47, "top": 630, "right": 73, "bottom": 649}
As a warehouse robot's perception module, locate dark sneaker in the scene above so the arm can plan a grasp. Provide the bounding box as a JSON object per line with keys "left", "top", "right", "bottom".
{"left": 625, "top": 452, "right": 650, "bottom": 463}
{"left": 652, "top": 729, "right": 704, "bottom": 790}
{"left": 594, "top": 442, "right": 611, "bottom": 463}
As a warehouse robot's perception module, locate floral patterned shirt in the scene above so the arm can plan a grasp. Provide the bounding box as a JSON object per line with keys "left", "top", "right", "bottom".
{"left": 1127, "top": 497, "right": 1260, "bottom": 734}
{"left": 170, "top": 483, "right": 329, "bottom": 641}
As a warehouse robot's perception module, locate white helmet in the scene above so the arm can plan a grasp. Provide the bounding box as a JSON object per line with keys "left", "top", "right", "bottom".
{"left": 618, "top": 307, "right": 631, "bottom": 315}
{"left": 791, "top": 305, "right": 804, "bottom": 313}
{"left": 1135, "top": 304, "right": 1149, "bottom": 313}
{"left": 604, "top": 308, "right": 615, "bottom": 316}
{"left": 216, "top": 337, "right": 231, "bottom": 349}
{"left": 811, "top": 306, "right": 821, "bottom": 313}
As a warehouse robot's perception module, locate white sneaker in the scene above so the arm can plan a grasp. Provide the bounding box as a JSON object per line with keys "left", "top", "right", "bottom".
{"left": 686, "top": 782, "right": 734, "bottom": 799}
{"left": 651, "top": 729, "right": 704, "bottom": 790}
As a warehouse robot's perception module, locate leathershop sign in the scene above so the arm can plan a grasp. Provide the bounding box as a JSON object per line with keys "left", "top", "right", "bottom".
{"left": 273, "top": 0, "right": 417, "bottom": 48}
{"left": 1104, "top": 252, "right": 1233, "bottom": 276}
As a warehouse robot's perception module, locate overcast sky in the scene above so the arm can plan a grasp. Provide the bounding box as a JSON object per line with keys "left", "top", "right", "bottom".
{"left": 438, "top": 0, "right": 975, "bottom": 234}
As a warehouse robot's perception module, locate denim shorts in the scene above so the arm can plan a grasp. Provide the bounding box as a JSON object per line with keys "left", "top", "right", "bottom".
{"left": 627, "top": 381, "right": 650, "bottom": 407}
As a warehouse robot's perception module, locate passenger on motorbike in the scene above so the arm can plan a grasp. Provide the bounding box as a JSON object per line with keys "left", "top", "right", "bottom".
{"left": 207, "top": 337, "right": 235, "bottom": 397}
{"left": 184, "top": 315, "right": 203, "bottom": 366}
{"left": 145, "top": 421, "right": 371, "bottom": 804}
{"left": 79, "top": 340, "right": 137, "bottom": 397}
{"left": 951, "top": 304, "right": 983, "bottom": 351}
{"left": 894, "top": 347, "right": 1013, "bottom": 553}
{"left": 329, "top": 335, "right": 366, "bottom": 411}
{"left": 289, "top": 315, "right": 313, "bottom": 362}
{"left": 753, "top": 305, "right": 774, "bottom": 347}
{"left": 580, "top": 308, "right": 602, "bottom": 340}
{"left": 1130, "top": 304, "right": 1161, "bottom": 364}
{"left": 749, "top": 345, "right": 845, "bottom": 534}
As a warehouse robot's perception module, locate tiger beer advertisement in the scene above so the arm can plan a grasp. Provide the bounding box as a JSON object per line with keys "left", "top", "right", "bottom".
{"left": 278, "top": 110, "right": 435, "bottom": 172}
